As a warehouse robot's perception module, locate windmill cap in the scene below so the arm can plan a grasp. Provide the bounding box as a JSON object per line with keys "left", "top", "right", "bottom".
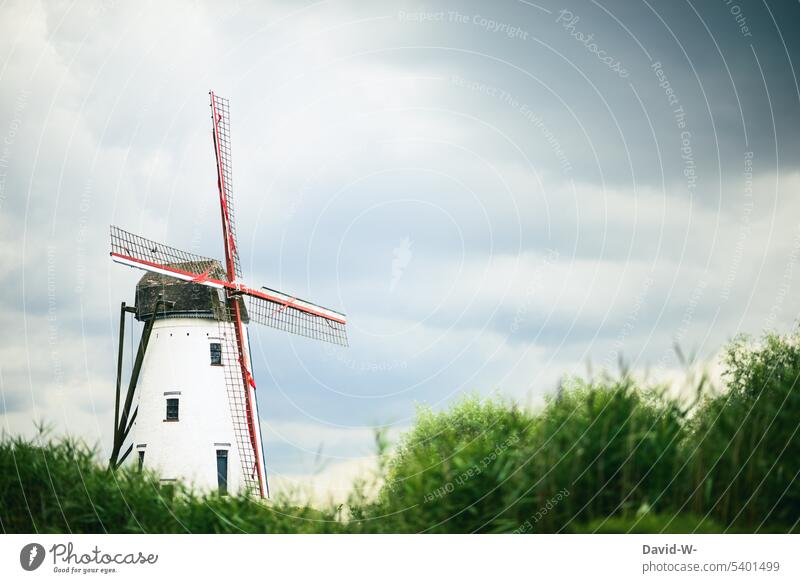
{"left": 134, "top": 260, "right": 249, "bottom": 323}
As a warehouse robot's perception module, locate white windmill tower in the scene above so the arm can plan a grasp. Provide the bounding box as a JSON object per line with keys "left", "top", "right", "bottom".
{"left": 108, "top": 91, "right": 348, "bottom": 497}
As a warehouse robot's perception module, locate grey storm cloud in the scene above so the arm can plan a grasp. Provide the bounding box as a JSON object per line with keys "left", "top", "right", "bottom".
{"left": 1, "top": 0, "right": 799, "bottom": 475}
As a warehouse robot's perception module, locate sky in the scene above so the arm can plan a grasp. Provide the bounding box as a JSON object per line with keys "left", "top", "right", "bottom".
{"left": 1, "top": 0, "right": 799, "bottom": 497}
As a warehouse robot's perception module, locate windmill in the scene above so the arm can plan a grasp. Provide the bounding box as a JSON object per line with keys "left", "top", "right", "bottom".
{"left": 107, "top": 91, "right": 348, "bottom": 498}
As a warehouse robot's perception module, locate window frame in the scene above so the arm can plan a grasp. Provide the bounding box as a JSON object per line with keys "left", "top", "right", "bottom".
{"left": 165, "top": 397, "right": 180, "bottom": 422}
{"left": 209, "top": 342, "right": 222, "bottom": 366}
{"left": 216, "top": 449, "right": 228, "bottom": 495}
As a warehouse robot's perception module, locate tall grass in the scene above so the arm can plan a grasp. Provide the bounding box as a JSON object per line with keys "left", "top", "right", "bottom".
{"left": 683, "top": 332, "right": 800, "bottom": 530}
{"left": 353, "top": 380, "right": 690, "bottom": 533}
{"left": 0, "top": 433, "right": 343, "bottom": 533}
{"left": 1, "top": 330, "right": 798, "bottom": 533}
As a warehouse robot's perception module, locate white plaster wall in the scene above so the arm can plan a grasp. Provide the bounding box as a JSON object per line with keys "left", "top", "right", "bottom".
{"left": 131, "top": 317, "right": 256, "bottom": 494}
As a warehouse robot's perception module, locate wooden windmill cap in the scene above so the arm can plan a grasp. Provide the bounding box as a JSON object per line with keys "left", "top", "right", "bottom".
{"left": 134, "top": 260, "right": 249, "bottom": 323}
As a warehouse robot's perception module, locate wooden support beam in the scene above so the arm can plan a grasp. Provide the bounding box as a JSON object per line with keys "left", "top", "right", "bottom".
{"left": 112, "top": 302, "right": 127, "bottom": 459}
{"left": 109, "top": 300, "right": 166, "bottom": 469}
{"left": 117, "top": 444, "right": 134, "bottom": 467}
{"left": 120, "top": 406, "right": 138, "bottom": 446}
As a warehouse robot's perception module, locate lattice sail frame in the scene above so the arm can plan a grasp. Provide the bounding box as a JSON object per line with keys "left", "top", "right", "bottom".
{"left": 246, "top": 289, "right": 348, "bottom": 346}
{"left": 110, "top": 226, "right": 348, "bottom": 346}
{"left": 111, "top": 225, "right": 223, "bottom": 281}
{"left": 217, "top": 318, "right": 265, "bottom": 497}
{"left": 210, "top": 92, "right": 242, "bottom": 280}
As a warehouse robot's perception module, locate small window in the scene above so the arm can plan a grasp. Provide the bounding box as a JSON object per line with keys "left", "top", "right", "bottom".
{"left": 138, "top": 450, "right": 145, "bottom": 471}
{"left": 216, "top": 450, "right": 228, "bottom": 495}
{"left": 210, "top": 342, "right": 222, "bottom": 366}
{"left": 165, "top": 398, "right": 179, "bottom": 421}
